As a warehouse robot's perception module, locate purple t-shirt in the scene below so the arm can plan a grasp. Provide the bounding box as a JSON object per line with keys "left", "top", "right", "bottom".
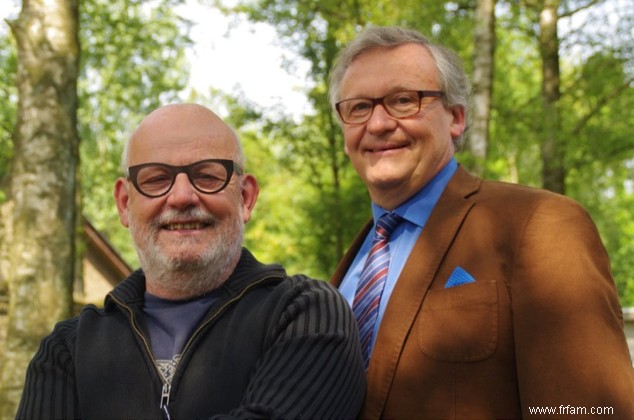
{"left": 143, "top": 291, "right": 219, "bottom": 384}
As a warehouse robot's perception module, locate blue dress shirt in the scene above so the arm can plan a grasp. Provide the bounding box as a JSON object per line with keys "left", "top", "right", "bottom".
{"left": 340, "top": 158, "right": 458, "bottom": 352}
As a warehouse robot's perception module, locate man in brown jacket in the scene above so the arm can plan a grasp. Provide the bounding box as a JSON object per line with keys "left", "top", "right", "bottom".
{"left": 329, "top": 26, "right": 634, "bottom": 419}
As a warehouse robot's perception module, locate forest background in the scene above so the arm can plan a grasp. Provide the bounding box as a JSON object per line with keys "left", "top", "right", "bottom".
{"left": 0, "top": 0, "right": 633, "bottom": 415}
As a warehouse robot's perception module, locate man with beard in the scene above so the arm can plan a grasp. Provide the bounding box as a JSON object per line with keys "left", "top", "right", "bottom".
{"left": 17, "top": 103, "right": 366, "bottom": 419}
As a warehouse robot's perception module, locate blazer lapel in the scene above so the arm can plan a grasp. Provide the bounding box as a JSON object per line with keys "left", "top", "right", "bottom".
{"left": 363, "top": 166, "right": 481, "bottom": 418}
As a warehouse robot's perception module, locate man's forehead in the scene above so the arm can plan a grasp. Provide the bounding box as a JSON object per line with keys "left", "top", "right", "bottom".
{"left": 127, "top": 132, "right": 238, "bottom": 168}
{"left": 125, "top": 104, "right": 238, "bottom": 164}
{"left": 129, "top": 134, "right": 235, "bottom": 158}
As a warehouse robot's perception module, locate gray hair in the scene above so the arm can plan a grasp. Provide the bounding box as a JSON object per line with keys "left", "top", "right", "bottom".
{"left": 329, "top": 26, "right": 471, "bottom": 147}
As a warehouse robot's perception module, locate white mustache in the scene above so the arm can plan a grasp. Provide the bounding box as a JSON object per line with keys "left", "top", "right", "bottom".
{"left": 151, "top": 208, "right": 220, "bottom": 229}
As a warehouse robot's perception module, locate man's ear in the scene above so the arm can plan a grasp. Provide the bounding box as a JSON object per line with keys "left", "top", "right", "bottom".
{"left": 114, "top": 178, "right": 130, "bottom": 228}
{"left": 240, "top": 174, "right": 259, "bottom": 223}
{"left": 449, "top": 105, "right": 467, "bottom": 139}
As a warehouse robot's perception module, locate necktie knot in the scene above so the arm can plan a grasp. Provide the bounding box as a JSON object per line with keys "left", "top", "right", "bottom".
{"left": 375, "top": 212, "right": 402, "bottom": 241}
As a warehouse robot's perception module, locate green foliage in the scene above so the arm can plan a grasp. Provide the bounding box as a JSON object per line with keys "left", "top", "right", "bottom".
{"left": 0, "top": 31, "right": 16, "bottom": 195}
{"left": 563, "top": 51, "right": 634, "bottom": 304}
{"left": 485, "top": 13, "right": 543, "bottom": 185}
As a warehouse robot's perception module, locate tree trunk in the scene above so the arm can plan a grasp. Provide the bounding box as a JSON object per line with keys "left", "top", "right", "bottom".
{"left": 539, "top": 0, "right": 565, "bottom": 193}
{"left": 0, "top": 0, "right": 80, "bottom": 415}
{"left": 468, "top": 0, "right": 496, "bottom": 176}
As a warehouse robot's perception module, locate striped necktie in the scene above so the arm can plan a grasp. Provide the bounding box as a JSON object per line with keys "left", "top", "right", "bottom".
{"left": 353, "top": 212, "right": 403, "bottom": 369}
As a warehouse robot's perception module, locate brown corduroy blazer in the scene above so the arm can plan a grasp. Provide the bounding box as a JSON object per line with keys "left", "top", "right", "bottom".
{"left": 331, "top": 166, "right": 634, "bottom": 419}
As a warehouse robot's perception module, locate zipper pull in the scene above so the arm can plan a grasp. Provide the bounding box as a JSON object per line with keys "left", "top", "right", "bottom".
{"left": 160, "top": 382, "right": 171, "bottom": 420}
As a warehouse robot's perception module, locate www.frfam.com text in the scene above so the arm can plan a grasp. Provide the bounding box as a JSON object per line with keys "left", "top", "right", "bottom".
{"left": 529, "top": 405, "right": 614, "bottom": 416}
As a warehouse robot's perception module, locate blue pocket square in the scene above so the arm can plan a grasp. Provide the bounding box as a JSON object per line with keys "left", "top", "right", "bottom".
{"left": 444, "top": 266, "right": 476, "bottom": 288}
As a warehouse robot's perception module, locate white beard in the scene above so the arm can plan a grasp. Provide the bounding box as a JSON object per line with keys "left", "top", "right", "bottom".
{"left": 128, "top": 206, "right": 244, "bottom": 299}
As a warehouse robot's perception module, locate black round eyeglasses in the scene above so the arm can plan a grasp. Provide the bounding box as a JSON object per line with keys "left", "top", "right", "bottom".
{"left": 127, "top": 159, "right": 243, "bottom": 198}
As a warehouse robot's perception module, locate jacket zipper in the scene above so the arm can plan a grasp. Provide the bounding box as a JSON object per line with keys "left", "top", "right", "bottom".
{"left": 109, "top": 273, "right": 283, "bottom": 417}
{"left": 160, "top": 383, "right": 171, "bottom": 420}
{"left": 109, "top": 295, "right": 171, "bottom": 417}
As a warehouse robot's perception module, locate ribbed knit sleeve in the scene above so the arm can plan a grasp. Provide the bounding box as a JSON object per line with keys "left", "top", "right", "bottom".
{"left": 16, "top": 318, "right": 80, "bottom": 419}
{"left": 221, "top": 276, "right": 366, "bottom": 419}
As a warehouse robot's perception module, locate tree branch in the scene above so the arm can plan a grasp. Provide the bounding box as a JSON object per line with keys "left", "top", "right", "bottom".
{"left": 572, "top": 76, "right": 634, "bottom": 135}
{"left": 559, "top": 0, "right": 604, "bottom": 19}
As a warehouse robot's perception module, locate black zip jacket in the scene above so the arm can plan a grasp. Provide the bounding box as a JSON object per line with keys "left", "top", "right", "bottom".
{"left": 17, "top": 249, "right": 366, "bottom": 419}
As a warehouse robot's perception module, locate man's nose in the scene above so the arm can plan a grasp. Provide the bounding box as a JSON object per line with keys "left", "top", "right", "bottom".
{"left": 166, "top": 173, "right": 200, "bottom": 207}
{"left": 366, "top": 103, "right": 398, "bottom": 134}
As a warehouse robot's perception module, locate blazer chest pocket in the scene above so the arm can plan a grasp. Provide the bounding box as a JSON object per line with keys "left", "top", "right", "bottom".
{"left": 417, "top": 280, "right": 498, "bottom": 362}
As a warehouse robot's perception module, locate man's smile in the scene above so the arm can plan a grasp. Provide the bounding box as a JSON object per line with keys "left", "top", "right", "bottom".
{"left": 163, "top": 221, "right": 209, "bottom": 231}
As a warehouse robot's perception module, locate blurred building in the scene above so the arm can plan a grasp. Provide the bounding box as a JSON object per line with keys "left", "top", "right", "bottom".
{"left": 0, "top": 219, "right": 132, "bottom": 344}
{"left": 75, "top": 218, "right": 132, "bottom": 306}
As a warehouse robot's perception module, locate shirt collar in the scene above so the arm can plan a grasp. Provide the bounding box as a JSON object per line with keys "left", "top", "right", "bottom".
{"left": 371, "top": 158, "right": 458, "bottom": 228}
